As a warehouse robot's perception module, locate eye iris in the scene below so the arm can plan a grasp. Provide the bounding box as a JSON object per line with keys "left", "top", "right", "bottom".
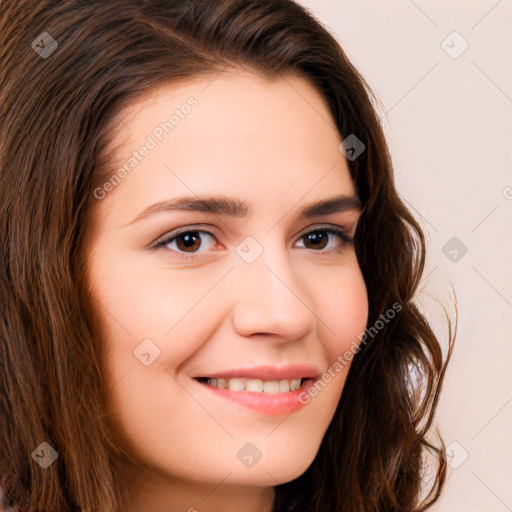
{"left": 176, "top": 232, "right": 201, "bottom": 252}
{"left": 304, "top": 231, "right": 328, "bottom": 249}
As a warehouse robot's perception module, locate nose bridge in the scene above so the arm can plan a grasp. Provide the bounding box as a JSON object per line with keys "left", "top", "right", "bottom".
{"left": 230, "top": 231, "right": 313, "bottom": 339}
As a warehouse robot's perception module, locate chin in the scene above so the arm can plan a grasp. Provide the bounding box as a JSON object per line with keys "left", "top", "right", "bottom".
{"left": 242, "top": 451, "right": 317, "bottom": 486}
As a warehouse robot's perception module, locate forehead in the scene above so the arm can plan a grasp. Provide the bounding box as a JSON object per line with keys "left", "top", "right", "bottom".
{"left": 95, "top": 71, "right": 356, "bottom": 224}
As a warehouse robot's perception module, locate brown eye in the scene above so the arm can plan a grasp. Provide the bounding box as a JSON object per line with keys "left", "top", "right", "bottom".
{"left": 154, "top": 230, "right": 216, "bottom": 257}
{"left": 175, "top": 232, "right": 202, "bottom": 252}
{"left": 298, "top": 227, "right": 352, "bottom": 252}
{"left": 302, "top": 231, "right": 329, "bottom": 250}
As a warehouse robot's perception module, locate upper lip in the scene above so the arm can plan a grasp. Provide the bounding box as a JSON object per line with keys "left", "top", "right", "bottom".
{"left": 193, "top": 364, "right": 321, "bottom": 381}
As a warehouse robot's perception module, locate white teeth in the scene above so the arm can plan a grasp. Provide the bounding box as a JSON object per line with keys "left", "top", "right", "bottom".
{"left": 290, "top": 378, "right": 301, "bottom": 391}
{"left": 245, "top": 379, "right": 263, "bottom": 392}
{"left": 278, "top": 379, "right": 290, "bottom": 392}
{"left": 228, "top": 378, "right": 244, "bottom": 391}
{"left": 263, "top": 381, "right": 279, "bottom": 393}
{"left": 203, "top": 377, "right": 304, "bottom": 393}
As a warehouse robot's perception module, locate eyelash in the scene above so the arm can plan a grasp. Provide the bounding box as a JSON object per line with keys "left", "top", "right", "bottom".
{"left": 152, "top": 225, "right": 353, "bottom": 260}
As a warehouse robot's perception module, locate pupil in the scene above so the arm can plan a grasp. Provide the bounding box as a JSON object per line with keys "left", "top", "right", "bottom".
{"left": 178, "top": 232, "right": 200, "bottom": 251}
{"left": 307, "top": 231, "right": 327, "bottom": 249}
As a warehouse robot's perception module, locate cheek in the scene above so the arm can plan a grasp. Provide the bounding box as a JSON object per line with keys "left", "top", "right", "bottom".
{"left": 88, "top": 253, "right": 218, "bottom": 370}
{"left": 295, "top": 261, "right": 367, "bottom": 408}
{"left": 311, "top": 260, "right": 369, "bottom": 358}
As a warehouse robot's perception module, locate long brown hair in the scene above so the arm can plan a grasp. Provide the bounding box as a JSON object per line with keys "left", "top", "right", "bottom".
{"left": 0, "top": 0, "right": 456, "bottom": 510}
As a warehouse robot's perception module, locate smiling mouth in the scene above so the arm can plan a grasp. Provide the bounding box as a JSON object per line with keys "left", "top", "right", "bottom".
{"left": 194, "top": 376, "right": 310, "bottom": 393}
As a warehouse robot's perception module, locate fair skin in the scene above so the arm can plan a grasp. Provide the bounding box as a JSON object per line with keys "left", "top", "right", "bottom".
{"left": 85, "top": 70, "right": 369, "bottom": 512}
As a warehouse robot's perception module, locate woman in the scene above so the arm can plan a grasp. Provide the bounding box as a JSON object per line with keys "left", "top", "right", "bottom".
{"left": 0, "top": 0, "right": 455, "bottom": 510}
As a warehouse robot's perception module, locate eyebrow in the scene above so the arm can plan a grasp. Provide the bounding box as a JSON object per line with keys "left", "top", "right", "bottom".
{"left": 123, "top": 194, "right": 362, "bottom": 227}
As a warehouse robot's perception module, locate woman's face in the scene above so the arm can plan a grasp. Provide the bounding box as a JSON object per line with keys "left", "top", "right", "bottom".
{"left": 85, "top": 71, "right": 368, "bottom": 505}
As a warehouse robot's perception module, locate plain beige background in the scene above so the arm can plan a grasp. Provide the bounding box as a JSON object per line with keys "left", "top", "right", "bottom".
{"left": 298, "top": 1, "right": 512, "bottom": 510}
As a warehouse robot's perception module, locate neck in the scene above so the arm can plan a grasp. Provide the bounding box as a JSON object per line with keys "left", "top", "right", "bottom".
{"left": 119, "top": 469, "right": 276, "bottom": 512}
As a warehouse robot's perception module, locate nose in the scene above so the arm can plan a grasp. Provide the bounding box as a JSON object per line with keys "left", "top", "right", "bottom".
{"left": 230, "top": 239, "right": 314, "bottom": 341}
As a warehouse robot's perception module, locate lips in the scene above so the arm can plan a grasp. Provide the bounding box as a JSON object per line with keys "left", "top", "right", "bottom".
{"left": 191, "top": 367, "right": 320, "bottom": 415}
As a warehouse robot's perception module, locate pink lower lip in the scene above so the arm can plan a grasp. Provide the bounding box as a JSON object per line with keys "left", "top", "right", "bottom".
{"left": 194, "top": 378, "right": 316, "bottom": 416}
